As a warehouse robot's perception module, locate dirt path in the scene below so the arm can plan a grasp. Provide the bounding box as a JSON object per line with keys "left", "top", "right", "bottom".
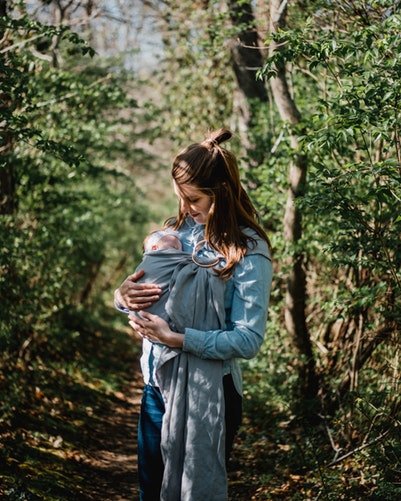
{"left": 0, "top": 322, "right": 145, "bottom": 501}
{"left": 0, "top": 321, "right": 260, "bottom": 500}
{"left": 81, "top": 369, "right": 143, "bottom": 501}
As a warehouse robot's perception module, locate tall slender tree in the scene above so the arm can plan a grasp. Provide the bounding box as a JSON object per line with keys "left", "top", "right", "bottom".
{"left": 227, "top": 0, "right": 268, "bottom": 152}
{"left": 268, "top": 0, "right": 318, "bottom": 400}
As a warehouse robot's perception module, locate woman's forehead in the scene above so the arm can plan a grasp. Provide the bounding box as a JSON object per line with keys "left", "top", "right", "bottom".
{"left": 173, "top": 181, "right": 203, "bottom": 198}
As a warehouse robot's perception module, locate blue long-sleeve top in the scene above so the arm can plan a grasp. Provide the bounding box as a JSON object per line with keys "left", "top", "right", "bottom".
{"left": 115, "top": 217, "right": 272, "bottom": 395}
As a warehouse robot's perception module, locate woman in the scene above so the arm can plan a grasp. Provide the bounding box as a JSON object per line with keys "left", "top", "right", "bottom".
{"left": 115, "top": 128, "right": 272, "bottom": 500}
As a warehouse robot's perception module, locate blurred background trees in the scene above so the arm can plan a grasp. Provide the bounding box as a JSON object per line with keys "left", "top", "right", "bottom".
{"left": 0, "top": 0, "right": 151, "bottom": 423}
{"left": 1, "top": 0, "right": 400, "bottom": 498}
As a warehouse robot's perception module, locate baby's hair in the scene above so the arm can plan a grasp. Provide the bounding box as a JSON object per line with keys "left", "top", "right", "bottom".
{"left": 143, "top": 230, "right": 182, "bottom": 252}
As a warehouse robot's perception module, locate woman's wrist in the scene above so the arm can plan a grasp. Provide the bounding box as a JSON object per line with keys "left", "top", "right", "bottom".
{"left": 165, "top": 330, "right": 184, "bottom": 348}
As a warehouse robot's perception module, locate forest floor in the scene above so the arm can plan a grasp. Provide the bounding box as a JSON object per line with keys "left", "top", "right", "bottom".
{"left": 0, "top": 309, "right": 280, "bottom": 501}
{"left": 0, "top": 310, "right": 144, "bottom": 500}
{"left": 0, "top": 308, "right": 382, "bottom": 501}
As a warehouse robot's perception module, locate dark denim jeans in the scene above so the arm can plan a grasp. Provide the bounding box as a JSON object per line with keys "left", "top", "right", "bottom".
{"left": 138, "top": 374, "right": 242, "bottom": 501}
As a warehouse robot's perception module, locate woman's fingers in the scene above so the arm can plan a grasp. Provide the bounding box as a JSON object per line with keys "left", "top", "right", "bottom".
{"left": 127, "top": 292, "right": 161, "bottom": 302}
{"left": 121, "top": 270, "right": 161, "bottom": 294}
{"left": 126, "top": 271, "right": 160, "bottom": 293}
{"left": 129, "top": 316, "right": 146, "bottom": 330}
{"left": 128, "top": 301, "right": 152, "bottom": 311}
{"left": 129, "top": 313, "right": 149, "bottom": 327}
{"left": 129, "top": 318, "right": 141, "bottom": 330}
{"left": 127, "top": 283, "right": 162, "bottom": 297}
{"left": 129, "top": 320, "right": 147, "bottom": 339}
{"left": 129, "top": 281, "right": 161, "bottom": 291}
{"left": 128, "top": 312, "right": 169, "bottom": 345}
{"left": 138, "top": 310, "right": 156, "bottom": 321}
{"left": 125, "top": 283, "right": 162, "bottom": 309}
{"left": 129, "top": 315, "right": 154, "bottom": 340}
{"left": 128, "top": 290, "right": 161, "bottom": 298}
{"left": 128, "top": 269, "right": 145, "bottom": 281}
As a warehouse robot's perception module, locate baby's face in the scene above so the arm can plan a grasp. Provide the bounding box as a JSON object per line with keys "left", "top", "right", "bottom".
{"left": 156, "top": 235, "right": 182, "bottom": 251}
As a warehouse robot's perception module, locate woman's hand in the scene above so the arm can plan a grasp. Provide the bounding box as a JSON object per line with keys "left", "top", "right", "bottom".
{"left": 117, "top": 269, "right": 162, "bottom": 310}
{"left": 128, "top": 311, "right": 184, "bottom": 349}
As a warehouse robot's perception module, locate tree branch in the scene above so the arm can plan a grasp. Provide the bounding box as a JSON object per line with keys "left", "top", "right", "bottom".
{"left": 327, "top": 428, "right": 392, "bottom": 467}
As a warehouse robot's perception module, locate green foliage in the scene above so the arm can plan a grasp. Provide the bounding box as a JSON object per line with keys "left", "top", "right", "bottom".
{"left": 0, "top": 5, "right": 148, "bottom": 404}
{"left": 246, "top": 1, "right": 401, "bottom": 496}
{"left": 256, "top": 0, "right": 401, "bottom": 354}
{"left": 146, "top": 0, "right": 235, "bottom": 145}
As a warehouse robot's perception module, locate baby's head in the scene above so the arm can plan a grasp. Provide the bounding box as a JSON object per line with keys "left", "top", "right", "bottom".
{"left": 143, "top": 230, "right": 182, "bottom": 252}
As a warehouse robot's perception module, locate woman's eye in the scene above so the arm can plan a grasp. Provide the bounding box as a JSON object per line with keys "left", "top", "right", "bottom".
{"left": 189, "top": 198, "right": 199, "bottom": 203}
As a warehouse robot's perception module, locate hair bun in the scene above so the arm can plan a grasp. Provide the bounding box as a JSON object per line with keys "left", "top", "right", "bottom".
{"left": 205, "top": 128, "right": 232, "bottom": 147}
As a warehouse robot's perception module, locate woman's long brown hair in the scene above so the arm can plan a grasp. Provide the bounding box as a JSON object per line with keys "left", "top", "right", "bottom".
{"left": 167, "top": 128, "right": 270, "bottom": 278}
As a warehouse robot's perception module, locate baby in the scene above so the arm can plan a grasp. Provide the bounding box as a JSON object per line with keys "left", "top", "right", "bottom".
{"left": 143, "top": 230, "right": 182, "bottom": 252}
{"left": 115, "top": 228, "right": 226, "bottom": 398}
{"left": 116, "top": 228, "right": 225, "bottom": 333}
{"left": 116, "top": 229, "right": 183, "bottom": 324}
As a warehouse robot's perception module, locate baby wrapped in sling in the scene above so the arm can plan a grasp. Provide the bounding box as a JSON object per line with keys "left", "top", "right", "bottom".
{"left": 132, "top": 229, "right": 226, "bottom": 334}
{"left": 130, "top": 229, "right": 229, "bottom": 501}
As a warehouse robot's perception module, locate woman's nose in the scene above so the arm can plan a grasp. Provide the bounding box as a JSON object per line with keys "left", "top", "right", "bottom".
{"left": 181, "top": 199, "right": 190, "bottom": 212}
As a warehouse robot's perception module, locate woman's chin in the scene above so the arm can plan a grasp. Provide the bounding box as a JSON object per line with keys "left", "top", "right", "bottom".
{"left": 193, "top": 217, "right": 206, "bottom": 224}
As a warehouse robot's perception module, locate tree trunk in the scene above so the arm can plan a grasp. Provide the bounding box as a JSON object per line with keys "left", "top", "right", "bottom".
{"left": 227, "top": 0, "right": 268, "bottom": 153}
{"left": 269, "top": 0, "right": 318, "bottom": 400}
{"left": 321, "top": 323, "right": 396, "bottom": 414}
{"left": 0, "top": 0, "right": 17, "bottom": 215}
{"left": 79, "top": 257, "right": 104, "bottom": 304}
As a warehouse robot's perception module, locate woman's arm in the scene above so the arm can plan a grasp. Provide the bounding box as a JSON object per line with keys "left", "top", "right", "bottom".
{"left": 182, "top": 253, "right": 272, "bottom": 360}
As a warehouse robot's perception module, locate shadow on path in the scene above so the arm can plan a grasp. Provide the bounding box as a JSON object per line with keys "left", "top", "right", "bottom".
{"left": 0, "top": 320, "right": 143, "bottom": 501}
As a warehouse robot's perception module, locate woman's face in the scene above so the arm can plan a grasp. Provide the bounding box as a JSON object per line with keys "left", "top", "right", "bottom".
{"left": 173, "top": 181, "right": 213, "bottom": 225}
